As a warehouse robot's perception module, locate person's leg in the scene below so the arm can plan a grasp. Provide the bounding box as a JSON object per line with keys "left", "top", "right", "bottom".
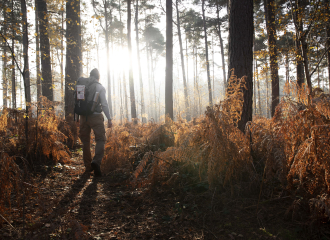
{"left": 89, "top": 114, "right": 106, "bottom": 176}
{"left": 79, "top": 116, "right": 92, "bottom": 171}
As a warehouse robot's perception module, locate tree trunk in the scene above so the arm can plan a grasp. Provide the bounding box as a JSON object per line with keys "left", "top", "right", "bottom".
{"left": 293, "top": 0, "right": 305, "bottom": 87}
{"left": 146, "top": 43, "right": 153, "bottom": 120}
{"left": 127, "top": 0, "right": 137, "bottom": 122}
{"left": 228, "top": 0, "right": 253, "bottom": 132}
{"left": 216, "top": 2, "right": 226, "bottom": 94}
{"left": 104, "top": 1, "right": 113, "bottom": 118}
{"left": 21, "top": 0, "right": 31, "bottom": 143}
{"left": 21, "top": 0, "right": 31, "bottom": 104}
{"left": 266, "top": 64, "right": 270, "bottom": 117}
{"left": 264, "top": 0, "right": 279, "bottom": 117}
{"left": 135, "top": 0, "right": 146, "bottom": 123}
{"left": 2, "top": 49, "right": 8, "bottom": 108}
{"left": 193, "top": 42, "right": 196, "bottom": 117}
{"left": 186, "top": 37, "right": 189, "bottom": 98}
{"left": 202, "top": 0, "right": 213, "bottom": 106}
{"left": 60, "top": 0, "right": 64, "bottom": 104}
{"left": 11, "top": 0, "right": 16, "bottom": 108}
{"left": 285, "top": 51, "right": 289, "bottom": 85}
{"left": 195, "top": 45, "right": 201, "bottom": 116}
{"left": 65, "top": 0, "right": 81, "bottom": 121}
{"left": 19, "top": 44, "right": 23, "bottom": 107}
{"left": 253, "top": 60, "right": 256, "bottom": 114}
{"left": 176, "top": 0, "right": 190, "bottom": 121}
{"left": 296, "top": 36, "right": 305, "bottom": 87}
{"left": 123, "top": 71, "right": 129, "bottom": 120}
{"left": 317, "top": 42, "right": 320, "bottom": 88}
{"left": 327, "top": 0, "right": 330, "bottom": 92}
{"left": 256, "top": 61, "right": 261, "bottom": 115}
{"left": 165, "top": 0, "right": 173, "bottom": 120}
{"left": 111, "top": 17, "right": 116, "bottom": 119}
{"left": 11, "top": 37, "right": 16, "bottom": 108}
{"left": 35, "top": 0, "right": 41, "bottom": 101}
{"left": 150, "top": 49, "right": 157, "bottom": 121}
{"left": 2, "top": 11, "right": 8, "bottom": 107}
{"left": 119, "top": 0, "right": 129, "bottom": 120}
{"left": 301, "top": 37, "right": 312, "bottom": 91}
{"left": 37, "top": 0, "right": 53, "bottom": 101}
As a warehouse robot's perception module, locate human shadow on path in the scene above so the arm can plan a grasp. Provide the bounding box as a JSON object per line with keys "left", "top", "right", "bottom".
{"left": 76, "top": 177, "right": 99, "bottom": 227}
{"left": 24, "top": 171, "right": 91, "bottom": 239}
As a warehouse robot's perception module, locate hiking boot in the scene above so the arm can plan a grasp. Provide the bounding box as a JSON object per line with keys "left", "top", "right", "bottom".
{"left": 91, "top": 162, "right": 102, "bottom": 177}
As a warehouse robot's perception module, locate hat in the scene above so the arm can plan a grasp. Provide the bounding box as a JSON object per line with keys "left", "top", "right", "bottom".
{"left": 90, "top": 68, "right": 100, "bottom": 80}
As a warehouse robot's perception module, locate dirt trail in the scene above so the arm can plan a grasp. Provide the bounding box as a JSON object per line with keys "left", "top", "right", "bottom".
{"left": 13, "top": 155, "right": 205, "bottom": 239}
{"left": 0, "top": 153, "right": 323, "bottom": 240}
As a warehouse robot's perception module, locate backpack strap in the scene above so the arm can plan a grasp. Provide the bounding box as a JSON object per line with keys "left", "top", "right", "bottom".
{"left": 86, "top": 77, "right": 101, "bottom": 87}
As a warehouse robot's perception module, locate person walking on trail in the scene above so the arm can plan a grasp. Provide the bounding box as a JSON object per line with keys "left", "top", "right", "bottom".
{"left": 77, "top": 68, "right": 112, "bottom": 177}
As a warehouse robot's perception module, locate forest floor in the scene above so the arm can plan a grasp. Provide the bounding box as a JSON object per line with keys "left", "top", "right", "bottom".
{"left": 0, "top": 150, "right": 328, "bottom": 240}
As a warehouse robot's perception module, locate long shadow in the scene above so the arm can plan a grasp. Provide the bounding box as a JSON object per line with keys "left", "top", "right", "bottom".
{"left": 24, "top": 171, "right": 91, "bottom": 239}
{"left": 76, "top": 177, "right": 99, "bottom": 226}
{"left": 37, "top": 171, "right": 90, "bottom": 222}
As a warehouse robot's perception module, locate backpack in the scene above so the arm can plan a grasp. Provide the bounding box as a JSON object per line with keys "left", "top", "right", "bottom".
{"left": 74, "top": 77, "right": 101, "bottom": 116}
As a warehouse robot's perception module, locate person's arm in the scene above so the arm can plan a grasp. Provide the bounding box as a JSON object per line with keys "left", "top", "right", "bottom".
{"left": 99, "top": 87, "right": 112, "bottom": 128}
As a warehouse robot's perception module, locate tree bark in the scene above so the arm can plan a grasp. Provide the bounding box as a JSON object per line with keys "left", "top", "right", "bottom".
{"left": 35, "top": 0, "right": 41, "bottom": 101}
{"left": 65, "top": 0, "right": 81, "bottom": 121}
{"left": 292, "top": 0, "right": 305, "bottom": 87}
{"left": 266, "top": 63, "right": 270, "bottom": 117}
{"left": 150, "top": 48, "right": 157, "bottom": 121}
{"left": 11, "top": 0, "right": 16, "bottom": 108}
{"left": 135, "top": 0, "right": 146, "bottom": 123}
{"left": 21, "top": 0, "right": 31, "bottom": 143}
{"left": 228, "top": 0, "right": 253, "bottom": 132}
{"left": 2, "top": 10, "right": 8, "bottom": 107}
{"left": 176, "top": 0, "right": 190, "bottom": 121}
{"left": 186, "top": 37, "right": 189, "bottom": 98}
{"left": 264, "top": 0, "right": 279, "bottom": 117}
{"left": 296, "top": 38, "right": 305, "bottom": 87}
{"left": 253, "top": 59, "right": 256, "bottom": 114}
{"left": 202, "top": 0, "right": 213, "bottom": 106}
{"left": 119, "top": 0, "right": 129, "bottom": 120}
{"left": 256, "top": 60, "right": 261, "bottom": 115}
{"left": 326, "top": 0, "right": 330, "bottom": 92}
{"left": 212, "top": 36, "right": 215, "bottom": 99}
{"left": 104, "top": 0, "right": 113, "bottom": 118}
{"left": 193, "top": 42, "right": 196, "bottom": 116}
{"left": 111, "top": 15, "right": 116, "bottom": 119}
{"left": 60, "top": 0, "right": 64, "bottom": 104}
{"left": 216, "top": 2, "right": 226, "bottom": 94}
{"left": 195, "top": 45, "right": 201, "bottom": 116}
{"left": 37, "top": 0, "right": 53, "bottom": 101}
{"left": 165, "top": 0, "right": 173, "bottom": 120}
{"left": 21, "top": 0, "right": 31, "bottom": 104}
{"left": 127, "top": 0, "right": 137, "bottom": 122}
{"left": 301, "top": 37, "right": 312, "bottom": 91}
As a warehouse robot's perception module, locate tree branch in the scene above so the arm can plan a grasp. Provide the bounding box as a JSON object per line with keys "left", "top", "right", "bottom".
{"left": 309, "top": 45, "right": 330, "bottom": 79}
{"left": 159, "top": 0, "right": 178, "bottom": 26}
{"left": 0, "top": 31, "right": 23, "bottom": 76}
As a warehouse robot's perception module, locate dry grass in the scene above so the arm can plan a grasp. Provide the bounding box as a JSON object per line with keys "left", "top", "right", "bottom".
{"left": 2, "top": 79, "right": 330, "bottom": 227}
{"left": 121, "top": 74, "right": 255, "bottom": 195}
{"left": 0, "top": 97, "right": 75, "bottom": 225}
{"left": 251, "top": 82, "right": 330, "bottom": 221}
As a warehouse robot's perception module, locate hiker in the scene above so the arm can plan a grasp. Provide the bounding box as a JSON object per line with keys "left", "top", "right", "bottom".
{"left": 75, "top": 68, "right": 112, "bottom": 177}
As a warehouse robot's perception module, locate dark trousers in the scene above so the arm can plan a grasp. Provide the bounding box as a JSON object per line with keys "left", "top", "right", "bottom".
{"left": 79, "top": 114, "right": 106, "bottom": 169}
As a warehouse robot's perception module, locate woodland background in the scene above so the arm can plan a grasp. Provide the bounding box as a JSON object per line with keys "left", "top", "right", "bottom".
{"left": 1, "top": 0, "right": 330, "bottom": 239}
